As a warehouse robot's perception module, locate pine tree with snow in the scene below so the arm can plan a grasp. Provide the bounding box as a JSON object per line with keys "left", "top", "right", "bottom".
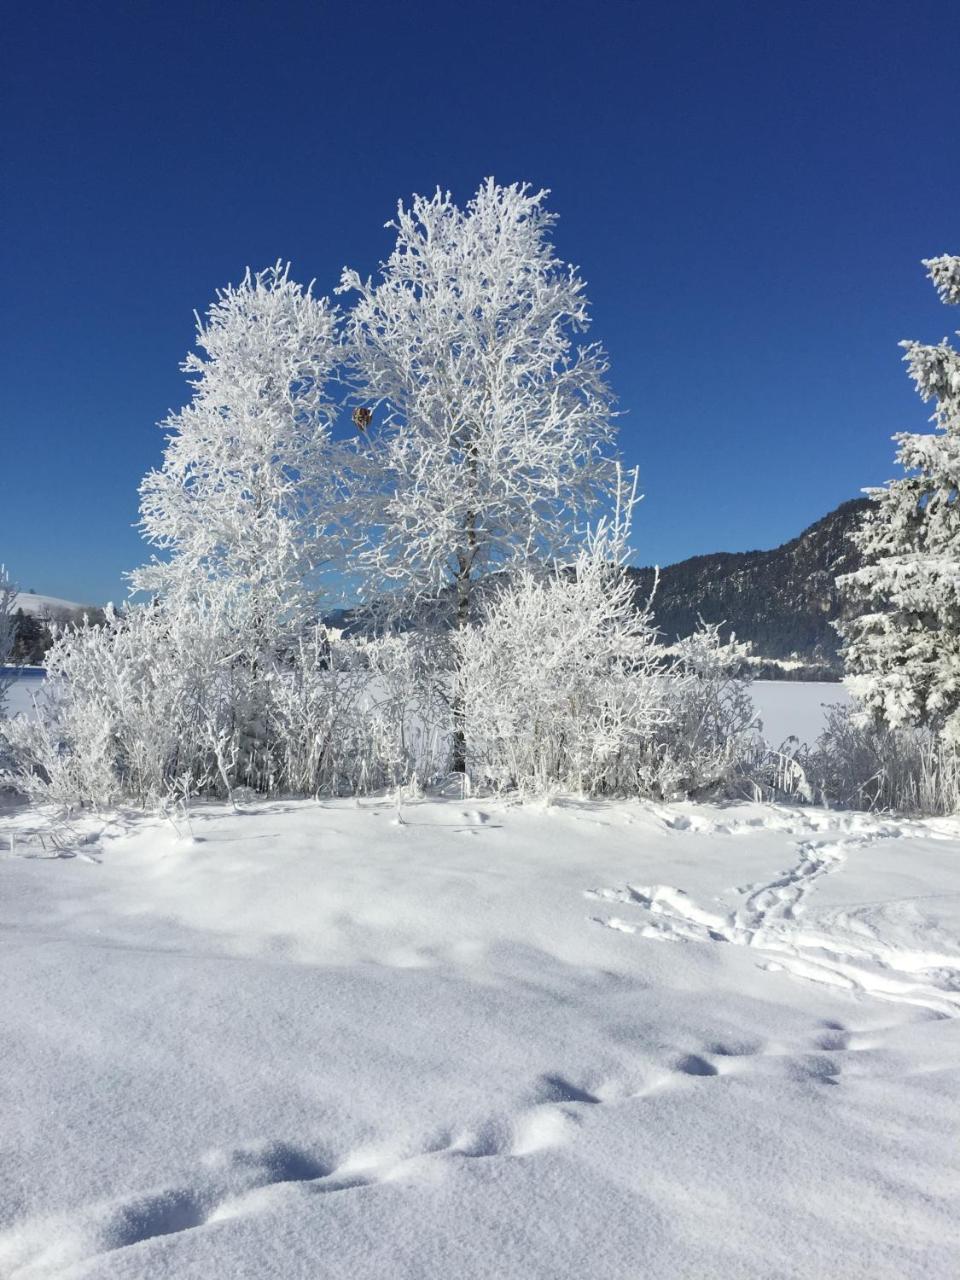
{"left": 837, "top": 254, "right": 960, "bottom": 743}
{"left": 131, "top": 263, "right": 343, "bottom": 639}
{"left": 338, "top": 179, "right": 617, "bottom": 769}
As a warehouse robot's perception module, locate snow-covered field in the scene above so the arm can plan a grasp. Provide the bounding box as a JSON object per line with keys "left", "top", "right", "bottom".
{"left": 1, "top": 793, "right": 959, "bottom": 1278}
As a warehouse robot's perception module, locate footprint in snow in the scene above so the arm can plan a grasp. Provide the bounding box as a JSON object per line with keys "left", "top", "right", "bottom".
{"left": 533, "top": 1073, "right": 602, "bottom": 1105}
{"left": 673, "top": 1054, "right": 719, "bottom": 1077}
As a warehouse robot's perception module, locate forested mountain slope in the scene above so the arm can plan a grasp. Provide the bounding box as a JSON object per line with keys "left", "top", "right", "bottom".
{"left": 630, "top": 498, "right": 870, "bottom": 675}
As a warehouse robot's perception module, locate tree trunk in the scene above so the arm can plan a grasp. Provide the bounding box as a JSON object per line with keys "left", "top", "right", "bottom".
{"left": 451, "top": 429, "right": 479, "bottom": 774}
{"left": 451, "top": 549, "right": 471, "bottom": 773}
{"left": 451, "top": 475, "right": 478, "bottom": 773}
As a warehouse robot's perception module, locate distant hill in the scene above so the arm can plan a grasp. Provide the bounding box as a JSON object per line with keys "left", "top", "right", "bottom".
{"left": 629, "top": 498, "right": 870, "bottom": 678}
{"left": 6, "top": 594, "right": 106, "bottom": 665}
{"left": 12, "top": 592, "right": 94, "bottom": 617}
{"left": 4, "top": 501, "right": 872, "bottom": 680}
{"left": 327, "top": 499, "right": 871, "bottom": 679}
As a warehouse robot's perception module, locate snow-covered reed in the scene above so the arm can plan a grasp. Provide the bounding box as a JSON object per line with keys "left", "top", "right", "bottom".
{"left": 808, "top": 705, "right": 960, "bottom": 816}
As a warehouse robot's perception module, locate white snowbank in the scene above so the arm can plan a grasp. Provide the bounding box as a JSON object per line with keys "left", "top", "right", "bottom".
{"left": 1, "top": 794, "right": 958, "bottom": 1278}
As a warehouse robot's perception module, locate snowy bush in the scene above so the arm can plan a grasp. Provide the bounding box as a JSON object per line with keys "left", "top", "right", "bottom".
{"left": 450, "top": 472, "right": 758, "bottom": 800}
{"left": 649, "top": 624, "right": 758, "bottom": 800}
{"left": 0, "top": 592, "right": 451, "bottom": 808}
{"left": 2, "top": 595, "right": 242, "bottom": 806}
{"left": 454, "top": 502, "right": 666, "bottom": 796}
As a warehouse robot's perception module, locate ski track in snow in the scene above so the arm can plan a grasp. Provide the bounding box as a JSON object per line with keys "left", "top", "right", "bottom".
{"left": 588, "top": 812, "right": 960, "bottom": 1018}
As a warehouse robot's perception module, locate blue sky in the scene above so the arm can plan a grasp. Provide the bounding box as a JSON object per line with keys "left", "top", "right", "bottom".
{"left": 2, "top": 0, "right": 958, "bottom": 604}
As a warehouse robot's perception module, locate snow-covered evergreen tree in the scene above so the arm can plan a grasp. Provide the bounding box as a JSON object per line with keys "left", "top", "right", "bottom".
{"left": 837, "top": 254, "right": 960, "bottom": 743}
{"left": 132, "top": 262, "right": 342, "bottom": 637}
{"left": 339, "top": 179, "right": 617, "bottom": 768}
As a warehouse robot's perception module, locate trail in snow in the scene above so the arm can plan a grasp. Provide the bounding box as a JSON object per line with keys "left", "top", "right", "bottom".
{"left": 0, "top": 1041, "right": 872, "bottom": 1279}
{"left": 4, "top": 795, "right": 959, "bottom": 1279}
{"left": 588, "top": 816, "right": 960, "bottom": 1018}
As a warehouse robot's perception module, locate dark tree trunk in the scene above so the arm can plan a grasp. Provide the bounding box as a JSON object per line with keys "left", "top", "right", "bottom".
{"left": 451, "top": 430, "right": 479, "bottom": 775}
{"left": 451, "top": 484, "right": 478, "bottom": 773}
{"left": 451, "top": 545, "right": 473, "bottom": 773}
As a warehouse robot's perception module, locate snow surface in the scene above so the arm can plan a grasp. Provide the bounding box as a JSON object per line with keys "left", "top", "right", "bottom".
{"left": 1, "top": 794, "right": 959, "bottom": 1278}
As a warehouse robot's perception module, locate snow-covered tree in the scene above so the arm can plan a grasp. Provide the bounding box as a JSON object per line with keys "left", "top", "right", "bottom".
{"left": 58, "top": 263, "right": 351, "bottom": 799}
{"left": 339, "top": 179, "right": 617, "bottom": 768}
{"left": 132, "top": 262, "right": 343, "bottom": 638}
{"left": 837, "top": 254, "right": 960, "bottom": 744}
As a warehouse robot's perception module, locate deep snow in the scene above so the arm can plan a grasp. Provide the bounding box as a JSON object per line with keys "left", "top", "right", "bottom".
{"left": 1, "top": 793, "right": 958, "bottom": 1278}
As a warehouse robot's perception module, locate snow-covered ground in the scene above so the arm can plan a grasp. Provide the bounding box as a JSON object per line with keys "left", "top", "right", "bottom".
{"left": 1, "top": 794, "right": 959, "bottom": 1278}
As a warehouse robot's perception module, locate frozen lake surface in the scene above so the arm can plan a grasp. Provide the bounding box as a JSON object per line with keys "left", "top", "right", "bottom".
{"left": 3, "top": 670, "right": 45, "bottom": 719}
{"left": 750, "top": 679, "right": 850, "bottom": 747}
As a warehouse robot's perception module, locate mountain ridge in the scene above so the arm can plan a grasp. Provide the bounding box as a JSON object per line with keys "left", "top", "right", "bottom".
{"left": 629, "top": 496, "right": 870, "bottom": 677}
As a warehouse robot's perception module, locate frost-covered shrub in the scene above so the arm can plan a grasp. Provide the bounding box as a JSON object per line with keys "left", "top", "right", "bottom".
{"left": 2, "top": 595, "right": 242, "bottom": 806}
{"left": 353, "top": 633, "right": 450, "bottom": 789}
{"left": 0, "top": 589, "right": 450, "bottom": 808}
{"left": 645, "top": 624, "right": 758, "bottom": 800}
{"left": 453, "top": 494, "right": 669, "bottom": 796}
{"left": 272, "top": 629, "right": 449, "bottom": 797}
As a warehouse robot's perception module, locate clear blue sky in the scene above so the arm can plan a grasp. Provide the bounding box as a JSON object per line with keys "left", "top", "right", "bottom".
{"left": 2, "top": 0, "right": 958, "bottom": 604}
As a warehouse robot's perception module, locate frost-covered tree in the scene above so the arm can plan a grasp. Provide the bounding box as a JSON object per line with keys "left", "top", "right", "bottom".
{"left": 837, "top": 254, "right": 960, "bottom": 744}
{"left": 339, "top": 179, "right": 617, "bottom": 768}
{"left": 132, "top": 262, "right": 342, "bottom": 637}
